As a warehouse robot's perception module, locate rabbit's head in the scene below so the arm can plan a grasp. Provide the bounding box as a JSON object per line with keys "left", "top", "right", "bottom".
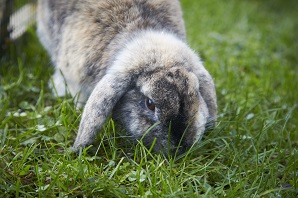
{"left": 72, "top": 31, "right": 217, "bottom": 154}
{"left": 112, "top": 66, "right": 211, "bottom": 153}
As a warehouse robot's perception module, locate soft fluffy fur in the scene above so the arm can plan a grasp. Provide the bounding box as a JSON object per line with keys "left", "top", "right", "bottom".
{"left": 37, "top": 0, "right": 217, "bottom": 153}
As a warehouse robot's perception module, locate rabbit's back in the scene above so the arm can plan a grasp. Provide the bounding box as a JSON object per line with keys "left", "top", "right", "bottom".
{"left": 37, "top": 0, "right": 186, "bottom": 101}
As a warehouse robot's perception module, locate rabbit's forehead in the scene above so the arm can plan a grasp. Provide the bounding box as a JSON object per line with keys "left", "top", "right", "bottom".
{"left": 138, "top": 68, "right": 199, "bottom": 98}
{"left": 137, "top": 68, "right": 200, "bottom": 120}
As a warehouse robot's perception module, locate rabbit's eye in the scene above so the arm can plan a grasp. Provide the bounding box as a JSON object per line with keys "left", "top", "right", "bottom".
{"left": 145, "top": 97, "right": 156, "bottom": 112}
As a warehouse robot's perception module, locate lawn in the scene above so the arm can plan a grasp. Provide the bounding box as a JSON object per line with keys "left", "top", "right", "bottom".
{"left": 0, "top": 0, "right": 297, "bottom": 197}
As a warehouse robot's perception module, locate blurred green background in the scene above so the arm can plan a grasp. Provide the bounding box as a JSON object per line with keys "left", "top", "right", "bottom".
{"left": 0, "top": 0, "right": 297, "bottom": 197}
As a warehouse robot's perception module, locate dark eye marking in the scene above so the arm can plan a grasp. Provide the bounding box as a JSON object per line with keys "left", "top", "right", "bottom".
{"left": 145, "top": 97, "right": 156, "bottom": 112}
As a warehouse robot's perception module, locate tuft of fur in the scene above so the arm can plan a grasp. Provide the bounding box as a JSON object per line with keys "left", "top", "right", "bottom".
{"left": 37, "top": 0, "right": 217, "bottom": 154}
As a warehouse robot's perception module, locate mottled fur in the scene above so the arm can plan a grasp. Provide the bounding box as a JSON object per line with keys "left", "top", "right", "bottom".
{"left": 37, "top": 0, "right": 217, "bottom": 153}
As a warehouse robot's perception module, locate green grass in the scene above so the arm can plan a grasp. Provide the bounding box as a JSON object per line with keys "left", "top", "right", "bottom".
{"left": 1, "top": 0, "right": 297, "bottom": 197}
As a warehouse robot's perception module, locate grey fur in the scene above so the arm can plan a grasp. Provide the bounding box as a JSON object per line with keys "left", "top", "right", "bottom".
{"left": 37, "top": 0, "right": 217, "bottom": 154}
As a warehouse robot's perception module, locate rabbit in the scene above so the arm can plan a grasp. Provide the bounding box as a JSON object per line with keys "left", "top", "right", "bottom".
{"left": 37, "top": 0, "right": 217, "bottom": 154}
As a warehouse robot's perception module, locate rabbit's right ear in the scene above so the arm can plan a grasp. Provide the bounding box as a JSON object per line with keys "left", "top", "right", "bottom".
{"left": 72, "top": 73, "right": 131, "bottom": 152}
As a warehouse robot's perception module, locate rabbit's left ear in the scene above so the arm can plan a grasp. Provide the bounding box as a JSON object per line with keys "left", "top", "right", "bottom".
{"left": 72, "top": 73, "right": 131, "bottom": 152}
{"left": 198, "top": 72, "right": 217, "bottom": 123}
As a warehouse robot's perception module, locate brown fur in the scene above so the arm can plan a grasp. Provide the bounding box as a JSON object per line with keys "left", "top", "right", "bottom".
{"left": 37, "top": 0, "right": 217, "bottom": 154}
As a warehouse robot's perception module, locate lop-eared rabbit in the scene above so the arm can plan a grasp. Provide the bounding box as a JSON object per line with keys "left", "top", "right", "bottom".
{"left": 37, "top": 0, "right": 217, "bottom": 154}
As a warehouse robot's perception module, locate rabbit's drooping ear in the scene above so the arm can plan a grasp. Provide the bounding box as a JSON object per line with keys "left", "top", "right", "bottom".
{"left": 72, "top": 73, "right": 131, "bottom": 152}
{"left": 198, "top": 73, "right": 217, "bottom": 124}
